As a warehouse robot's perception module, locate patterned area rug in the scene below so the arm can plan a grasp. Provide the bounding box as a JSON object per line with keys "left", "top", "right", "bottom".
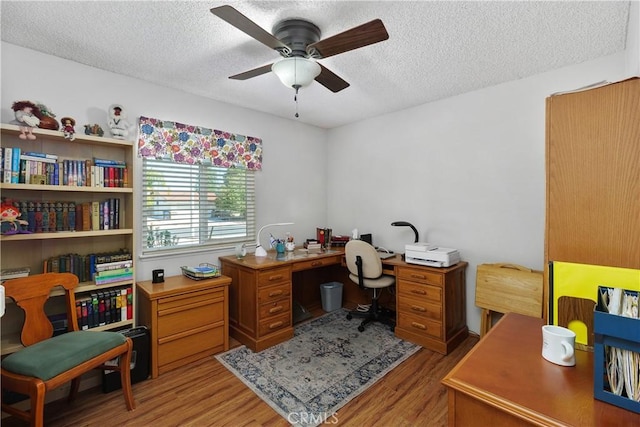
{"left": 215, "top": 309, "right": 420, "bottom": 427}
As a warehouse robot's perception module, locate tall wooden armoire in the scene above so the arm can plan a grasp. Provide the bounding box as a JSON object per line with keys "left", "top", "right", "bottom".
{"left": 544, "top": 77, "right": 640, "bottom": 318}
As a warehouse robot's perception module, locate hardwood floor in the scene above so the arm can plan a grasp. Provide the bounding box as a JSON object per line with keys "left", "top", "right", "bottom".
{"left": 3, "top": 327, "right": 479, "bottom": 426}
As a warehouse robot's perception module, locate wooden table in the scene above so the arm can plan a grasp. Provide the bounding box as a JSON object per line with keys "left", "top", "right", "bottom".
{"left": 137, "top": 274, "right": 230, "bottom": 378}
{"left": 442, "top": 312, "right": 640, "bottom": 426}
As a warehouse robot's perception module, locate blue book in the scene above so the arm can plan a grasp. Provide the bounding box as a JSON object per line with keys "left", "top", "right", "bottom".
{"left": 11, "top": 147, "right": 20, "bottom": 183}
{"left": 23, "top": 151, "right": 58, "bottom": 160}
{"left": 53, "top": 162, "right": 59, "bottom": 185}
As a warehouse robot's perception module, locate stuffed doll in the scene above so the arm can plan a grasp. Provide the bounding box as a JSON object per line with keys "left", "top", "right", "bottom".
{"left": 0, "top": 202, "right": 31, "bottom": 235}
{"left": 11, "top": 100, "right": 41, "bottom": 140}
{"left": 61, "top": 116, "right": 76, "bottom": 141}
{"left": 108, "top": 104, "right": 129, "bottom": 139}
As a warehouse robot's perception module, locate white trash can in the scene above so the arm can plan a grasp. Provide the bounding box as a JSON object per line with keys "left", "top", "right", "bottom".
{"left": 320, "top": 282, "right": 343, "bottom": 312}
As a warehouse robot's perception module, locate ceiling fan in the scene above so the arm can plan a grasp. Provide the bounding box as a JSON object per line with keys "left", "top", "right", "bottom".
{"left": 210, "top": 5, "right": 389, "bottom": 95}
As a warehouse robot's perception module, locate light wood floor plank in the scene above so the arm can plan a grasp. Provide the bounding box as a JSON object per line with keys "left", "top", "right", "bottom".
{"left": 2, "top": 330, "right": 478, "bottom": 426}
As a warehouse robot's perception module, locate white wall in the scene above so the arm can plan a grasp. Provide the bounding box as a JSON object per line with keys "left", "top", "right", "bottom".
{"left": 326, "top": 52, "right": 629, "bottom": 335}
{"left": 0, "top": 42, "right": 328, "bottom": 280}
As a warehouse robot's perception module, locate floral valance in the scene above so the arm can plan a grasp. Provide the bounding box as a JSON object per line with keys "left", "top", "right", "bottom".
{"left": 137, "top": 116, "right": 262, "bottom": 170}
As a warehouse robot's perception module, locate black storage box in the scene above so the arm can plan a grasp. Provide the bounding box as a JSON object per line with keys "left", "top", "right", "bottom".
{"left": 102, "top": 326, "right": 150, "bottom": 393}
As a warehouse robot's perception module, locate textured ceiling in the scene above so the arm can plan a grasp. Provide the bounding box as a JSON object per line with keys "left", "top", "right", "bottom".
{"left": 0, "top": 1, "right": 631, "bottom": 129}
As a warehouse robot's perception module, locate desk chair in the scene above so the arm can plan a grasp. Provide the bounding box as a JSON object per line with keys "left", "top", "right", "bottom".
{"left": 1, "top": 273, "right": 135, "bottom": 426}
{"left": 345, "top": 240, "right": 396, "bottom": 332}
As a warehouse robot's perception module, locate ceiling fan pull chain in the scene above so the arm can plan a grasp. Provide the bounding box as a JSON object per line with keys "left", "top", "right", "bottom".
{"left": 294, "top": 85, "right": 300, "bottom": 118}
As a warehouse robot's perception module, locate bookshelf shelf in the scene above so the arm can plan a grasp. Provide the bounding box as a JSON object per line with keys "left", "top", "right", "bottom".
{"left": 1, "top": 123, "right": 137, "bottom": 355}
{"left": 0, "top": 182, "right": 133, "bottom": 193}
{"left": 1, "top": 229, "right": 134, "bottom": 241}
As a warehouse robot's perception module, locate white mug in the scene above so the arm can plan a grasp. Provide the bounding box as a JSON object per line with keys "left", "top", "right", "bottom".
{"left": 542, "top": 325, "right": 576, "bottom": 366}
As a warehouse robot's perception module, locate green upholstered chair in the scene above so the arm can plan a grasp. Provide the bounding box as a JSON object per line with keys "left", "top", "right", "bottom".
{"left": 1, "top": 273, "right": 135, "bottom": 426}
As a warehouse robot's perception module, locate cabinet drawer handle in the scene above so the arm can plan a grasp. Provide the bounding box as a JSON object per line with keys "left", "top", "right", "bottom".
{"left": 268, "top": 290, "right": 284, "bottom": 297}
{"left": 410, "top": 305, "right": 426, "bottom": 312}
{"left": 268, "top": 274, "right": 284, "bottom": 281}
{"left": 410, "top": 274, "right": 426, "bottom": 280}
{"left": 411, "top": 321, "right": 426, "bottom": 330}
{"left": 269, "top": 321, "right": 284, "bottom": 329}
{"left": 269, "top": 305, "right": 283, "bottom": 314}
{"left": 411, "top": 289, "right": 427, "bottom": 295}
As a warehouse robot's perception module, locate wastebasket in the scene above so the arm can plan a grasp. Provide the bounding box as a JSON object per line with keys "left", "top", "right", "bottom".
{"left": 320, "top": 282, "right": 343, "bottom": 312}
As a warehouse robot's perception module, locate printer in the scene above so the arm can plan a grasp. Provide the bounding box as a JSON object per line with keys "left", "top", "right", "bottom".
{"left": 404, "top": 243, "right": 461, "bottom": 268}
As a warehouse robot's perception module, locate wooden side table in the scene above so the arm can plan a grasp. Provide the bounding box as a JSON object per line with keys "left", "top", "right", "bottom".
{"left": 137, "top": 274, "right": 230, "bottom": 378}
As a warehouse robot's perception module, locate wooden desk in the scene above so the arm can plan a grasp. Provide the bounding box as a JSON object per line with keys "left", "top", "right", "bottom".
{"left": 220, "top": 249, "right": 468, "bottom": 354}
{"left": 442, "top": 312, "right": 640, "bottom": 426}
{"left": 137, "top": 275, "right": 230, "bottom": 378}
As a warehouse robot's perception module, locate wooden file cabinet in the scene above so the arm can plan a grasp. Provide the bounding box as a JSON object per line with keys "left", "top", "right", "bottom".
{"left": 137, "top": 274, "right": 230, "bottom": 378}
{"left": 394, "top": 262, "right": 468, "bottom": 354}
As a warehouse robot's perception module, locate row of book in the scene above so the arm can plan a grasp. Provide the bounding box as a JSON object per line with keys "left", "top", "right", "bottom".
{"left": 44, "top": 250, "right": 133, "bottom": 283}
{"left": 4, "top": 197, "right": 121, "bottom": 233}
{"left": 1, "top": 147, "right": 128, "bottom": 187}
{"left": 76, "top": 286, "right": 133, "bottom": 330}
{"left": 0, "top": 266, "right": 31, "bottom": 283}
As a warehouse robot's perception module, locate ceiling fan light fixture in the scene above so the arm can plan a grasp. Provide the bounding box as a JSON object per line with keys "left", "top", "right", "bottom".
{"left": 272, "top": 57, "right": 320, "bottom": 89}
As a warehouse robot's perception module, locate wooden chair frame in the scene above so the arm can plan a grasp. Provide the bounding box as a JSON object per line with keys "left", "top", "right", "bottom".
{"left": 1, "top": 273, "right": 135, "bottom": 426}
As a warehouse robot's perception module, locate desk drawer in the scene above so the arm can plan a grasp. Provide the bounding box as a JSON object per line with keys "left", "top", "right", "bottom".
{"left": 291, "top": 255, "right": 341, "bottom": 272}
{"left": 398, "top": 312, "right": 442, "bottom": 339}
{"left": 397, "top": 267, "right": 443, "bottom": 286}
{"left": 158, "top": 295, "right": 224, "bottom": 338}
{"left": 398, "top": 281, "right": 442, "bottom": 303}
{"left": 398, "top": 294, "right": 442, "bottom": 321}
{"left": 259, "top": 298, "right": 291, "bottom": 319}
{"left": 258, "top": 312, "right": 291, "bottom": 337}
{"left": 258, "top": 282, "right": 291, "bottom": 304}
{"left": 158, "top": 324, "right": 224, "bottom": 366}
{"left": 258, "top": 266, "right": 290, "bottom": 286}
{"left": 158, "top": 288, "right": 225, "bottom": 311}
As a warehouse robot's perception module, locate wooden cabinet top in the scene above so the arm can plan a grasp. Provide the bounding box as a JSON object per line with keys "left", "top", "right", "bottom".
{"left": 442, "top": 312, "right": 639, "bottom": 425}
{"left": 137, "top": 274, "right": 230, "bottom": 299}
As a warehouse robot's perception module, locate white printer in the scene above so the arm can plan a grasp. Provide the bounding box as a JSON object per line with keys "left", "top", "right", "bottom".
{"left": 404, "top": 243, "right": 461, "bottom": 268}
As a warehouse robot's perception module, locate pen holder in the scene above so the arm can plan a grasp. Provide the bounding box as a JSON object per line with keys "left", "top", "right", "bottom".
{"left": 276, "top": 242, "right": 285, "bottom": 254}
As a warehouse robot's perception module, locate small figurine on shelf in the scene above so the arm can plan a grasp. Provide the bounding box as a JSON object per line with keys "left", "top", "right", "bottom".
{"left": 0, "top": 202, "right": 31, "bottom": 235}
{"left": 84, "top": 124, "right": 104, "bottom": 136}
{"left": 108, "top": 104, "right": 129, "bottom": 139}
{"left": 35, "top": 102, "right": 59, "bottom": 130}
{"left": 11, "top": 100, "right": 41, "bottom": 140}
{"left": 60, "top": 116, "right": 76, "bottom": 141}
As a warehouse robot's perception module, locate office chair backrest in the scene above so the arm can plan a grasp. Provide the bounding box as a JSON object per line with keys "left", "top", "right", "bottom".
{"left": 345, "top": 240, "right": 383, "bottom": 279}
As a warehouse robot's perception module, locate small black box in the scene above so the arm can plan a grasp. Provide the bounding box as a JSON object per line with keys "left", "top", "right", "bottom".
{"left": 102, "top": 326, "right": 150, "bottom": 393}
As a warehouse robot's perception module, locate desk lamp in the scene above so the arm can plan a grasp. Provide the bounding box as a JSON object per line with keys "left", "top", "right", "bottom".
{"left": 391, "top": 221, "right": 419, "bottom": 243}
{"left": 255, "top": 222, "right": 294, "bottom": 257}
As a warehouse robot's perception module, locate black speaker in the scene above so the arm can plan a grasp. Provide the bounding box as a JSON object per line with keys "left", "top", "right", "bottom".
{"left": 360, "top": 233, "right": 372, "bottom": 245}
{"left": 102, "top": 326, "right": 150, "bottom": 393}
{"left": 152, "top": 269, "right": 164, "bottom": 283}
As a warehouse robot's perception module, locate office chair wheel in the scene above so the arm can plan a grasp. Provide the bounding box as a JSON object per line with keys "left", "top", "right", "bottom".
{"left": 346, "top": 313, "right": 353, "bottom": 320}
{"left": 358, "top": 325, "right": 365, "bottom": 332}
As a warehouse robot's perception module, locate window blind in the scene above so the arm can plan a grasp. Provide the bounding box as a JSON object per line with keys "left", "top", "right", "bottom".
{"left": 141, "top": 157, "right": 255, "bottom": 255}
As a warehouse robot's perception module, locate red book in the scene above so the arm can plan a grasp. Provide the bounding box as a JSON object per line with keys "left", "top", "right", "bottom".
{"left": 126, "top": 287, "right": 133, "bottom": 320}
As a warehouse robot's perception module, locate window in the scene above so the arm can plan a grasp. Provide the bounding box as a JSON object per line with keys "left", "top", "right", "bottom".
{"left": 141, "top": 158, "right": 255, "bottom": 255}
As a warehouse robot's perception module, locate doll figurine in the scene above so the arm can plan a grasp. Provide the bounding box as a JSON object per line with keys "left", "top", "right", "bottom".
{"left": 108, "top": 104, "right": 129, "bottom": 139}
{"left": 61, "top": 116, "right": 76, "bottom": 141}
{"left": 0, "top": 202, "right": 31, "bottom": 235}
{"left": 11, "top": 100, "right": 41, "bottom": 140}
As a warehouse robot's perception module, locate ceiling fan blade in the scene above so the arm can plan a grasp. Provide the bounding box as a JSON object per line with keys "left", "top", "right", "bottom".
{"left": 210, "top": 5, "right": 289, "bottom": 51}
{"left": 229, "top": 63, "right": 274, "bottom": 80}
{"left": 315, "top": 64, "right": 350, "bottom": 93}
{"left": 307, "top": 19, "right": 389, "bottom": 59}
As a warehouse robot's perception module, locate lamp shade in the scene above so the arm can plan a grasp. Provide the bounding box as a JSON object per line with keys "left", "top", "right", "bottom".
{"left": 272, "top": 57, "right": 321, "bottom": 89}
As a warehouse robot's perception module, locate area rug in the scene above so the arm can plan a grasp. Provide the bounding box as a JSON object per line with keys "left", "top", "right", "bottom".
{"left": 215, "top": 309, "right": 420, "bottom": 426}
